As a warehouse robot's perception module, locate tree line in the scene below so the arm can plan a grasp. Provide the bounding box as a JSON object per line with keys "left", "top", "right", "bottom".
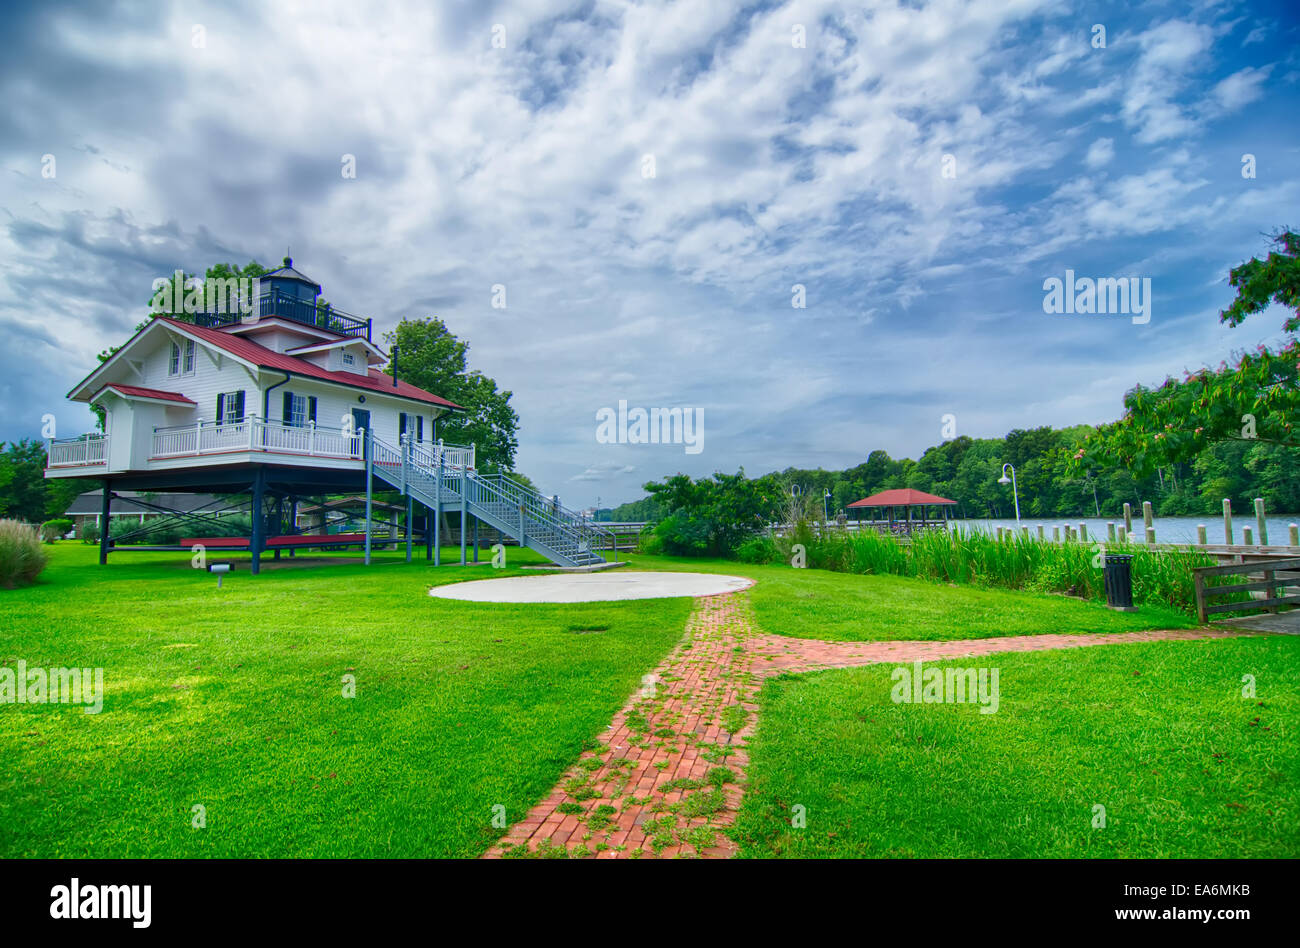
{"left": 603, "top": 423, "right": 1298, "bottom": 527}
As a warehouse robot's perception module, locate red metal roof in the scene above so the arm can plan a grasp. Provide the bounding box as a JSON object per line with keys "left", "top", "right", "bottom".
{"left": 158, "top": 317, "right": 462, "bottom": 410}
{"left": 103, "top": 384, "right": 196, "bottom": 404}
{"left": 847, "top": 488, "right": 957, "bottom": 507}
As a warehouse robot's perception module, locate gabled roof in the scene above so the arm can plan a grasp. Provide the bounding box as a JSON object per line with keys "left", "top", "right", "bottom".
{"left": 848, "top": 489, "right": 956, "bottom": 507}
{"left": 285, "top": 337, "right": 385, "bottom": 361}
{"left": 156, "top": 318, "right": 463, "bottom": 410}
{"left": 97, "top": 384, "right": 196, "bottom": 405}
{"left": 261, "top": 256, "right": 321, "bottom": 290}
{"left": 69, "top": 317, "right": 463, "bottom": 412}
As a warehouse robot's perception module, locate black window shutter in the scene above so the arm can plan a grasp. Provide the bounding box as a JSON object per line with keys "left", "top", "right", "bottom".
{"left": 234, "top": 391, "right": 245, "bottom": 420}
{"left": 417, "top": 416, "right": 424, "bottom": 442}
{"left": 283, "top": 390, "right": 293, "bottom": 425}
{"left": 399, "top": 413, "right": 407, "bottom": 437}
{"left": 216, "top": 393, "right": 225, "bottom": 424}
{"left": 308, "top": 397, "right": 317, "bottom": 424}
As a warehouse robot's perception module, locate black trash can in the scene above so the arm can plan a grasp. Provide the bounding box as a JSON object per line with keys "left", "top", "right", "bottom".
{"left": 1103, "top": 553, "right": 1136, "bottom": 611}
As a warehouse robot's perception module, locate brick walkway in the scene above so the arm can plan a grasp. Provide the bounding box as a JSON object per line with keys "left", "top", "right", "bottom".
{"left": 485, "top": 592, "right": 1253, "bottom": 859}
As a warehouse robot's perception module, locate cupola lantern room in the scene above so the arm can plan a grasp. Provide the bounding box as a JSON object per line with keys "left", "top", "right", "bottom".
{"left": 193, "top": 255, "right": 372, "bottom": 341}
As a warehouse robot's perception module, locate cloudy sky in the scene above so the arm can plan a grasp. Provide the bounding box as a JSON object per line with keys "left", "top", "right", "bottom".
{"left": 2, "top": 0, "right": 1297, "bottom": 507}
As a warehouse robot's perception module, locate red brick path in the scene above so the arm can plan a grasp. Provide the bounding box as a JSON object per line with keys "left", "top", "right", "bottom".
{"left": 484, "top": 592, "right": 1253, "bottom": 859}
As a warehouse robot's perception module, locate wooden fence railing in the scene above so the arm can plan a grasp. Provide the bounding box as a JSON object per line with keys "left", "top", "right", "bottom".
{"left": 1193, "top": 556, "right": 1300, "bottom": 624}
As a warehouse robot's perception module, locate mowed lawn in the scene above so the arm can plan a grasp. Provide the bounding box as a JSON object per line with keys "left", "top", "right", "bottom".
{"left": 732, "top": 635, "right": 1300, "bottom": 858}
{"left": 2, "top": 544, "right": 1266, "bottom": 860}
{"left": 619, "top": 554, "right": 1195, "bottom": 640}
{"left": 0, "top": 544, "right": 691, "bottom": 858}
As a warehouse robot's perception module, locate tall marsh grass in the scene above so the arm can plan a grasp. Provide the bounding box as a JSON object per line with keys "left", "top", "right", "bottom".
{"left": 752, "top": 524, "right": 1216, "bottom": 617}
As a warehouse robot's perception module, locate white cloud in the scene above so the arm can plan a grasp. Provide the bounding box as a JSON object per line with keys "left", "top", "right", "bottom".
{"left": 1209, "top": 65, "right": 1273, "bottom": 110}
{"left": 1084, "top": 137, "right": 1115, "bottom": 169}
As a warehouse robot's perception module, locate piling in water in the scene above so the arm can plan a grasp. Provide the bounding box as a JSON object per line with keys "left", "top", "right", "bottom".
{"left": 1255, "top": 498, "right": 1269, "bottom": 546}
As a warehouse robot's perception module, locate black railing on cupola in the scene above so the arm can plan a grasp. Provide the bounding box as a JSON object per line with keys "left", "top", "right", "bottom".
{"left": 192, "top": 289, "right": 372, "bottom": 340}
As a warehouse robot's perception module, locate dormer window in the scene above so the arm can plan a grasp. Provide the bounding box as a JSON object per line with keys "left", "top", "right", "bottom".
{"left": 169, "top": 340, "right": 196, "bottom": 377}
{"left": 342, "top": 352, "right": 355, "bottom": 366}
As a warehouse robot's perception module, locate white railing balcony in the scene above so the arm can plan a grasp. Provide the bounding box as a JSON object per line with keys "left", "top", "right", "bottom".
{"left": 405, "top": 438, "right": 475, "bottom": 472}
{"left": 47, "top": 435, "right": 108, "bottom": 467}
{"left": 151, "top": 417, "right": 365, "bottom": 462}
{"left": 256, "top": 419, "right": 364, "bottom": 459}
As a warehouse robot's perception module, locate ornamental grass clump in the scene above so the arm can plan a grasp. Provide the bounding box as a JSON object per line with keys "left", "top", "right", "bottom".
{"left": 0, "top": 519, "right": 49, "bottom": 589}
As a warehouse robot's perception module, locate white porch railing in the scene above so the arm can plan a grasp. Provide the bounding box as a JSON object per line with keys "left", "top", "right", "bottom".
{"left": 151, "top": 417, "right": 365, "bottom": 461}
{"left": 409, "top": 439, "right": 475, "bottom": 471}
{"left": 47, "top": 435, "right": 108, "bottom": 467}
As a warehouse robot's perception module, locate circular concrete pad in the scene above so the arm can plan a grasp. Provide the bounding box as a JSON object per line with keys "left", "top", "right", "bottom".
{"left": 428, "top": 571, "right": 753, "bottom": 603}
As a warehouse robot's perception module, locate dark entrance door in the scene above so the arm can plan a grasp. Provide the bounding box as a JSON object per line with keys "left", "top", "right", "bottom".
{"left": 352, "top": 408, "right": 371, "bottom": 459}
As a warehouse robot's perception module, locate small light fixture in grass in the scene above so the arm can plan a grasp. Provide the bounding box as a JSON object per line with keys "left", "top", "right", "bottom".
{"left": 210, "top": 562, "right": 232, "bottom": 588}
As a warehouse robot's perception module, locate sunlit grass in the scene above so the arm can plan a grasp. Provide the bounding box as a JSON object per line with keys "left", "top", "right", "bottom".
{"left": 733, "top": 636, "right": 1299, "bottom": 858}
{"left": 0, "top": 544, "right": 691, "bottom": 857}
{"left": 622, "top": 553, "right": 1194, "bottom": 641}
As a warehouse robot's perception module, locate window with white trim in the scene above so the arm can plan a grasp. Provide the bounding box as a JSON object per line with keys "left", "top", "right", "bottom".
{"left": 283, "top": 391, "right": 316, "bottom": 428}
{"left": 168, "top": 340, "right": 196, "bottom": 377}
{"left": 216, "top": 390, "right": 245, "bottom": 425}
{"left": 400, "top": 412, "right": 425, "bottom": 443}
{"left": 342, "top": 352, "right": 355, "bottom": 366}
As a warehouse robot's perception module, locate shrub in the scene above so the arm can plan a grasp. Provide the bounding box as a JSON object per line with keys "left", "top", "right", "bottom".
{"left": 0, "top": 519, "right": 49, "bottom": 588}
{"left": 80, "top": 523, "right": 100, "bottom": 544}
{"left": 652, "top": 512, "right": 714, "bottom": 556}
{"left": 735, "top": 534, "right": 780, "bottom": 564}
{"left": 636, "top": 529, "right": 665, "bottom": 556}
{"left": 39, "top": 518, "right": 74, "bottom": 543}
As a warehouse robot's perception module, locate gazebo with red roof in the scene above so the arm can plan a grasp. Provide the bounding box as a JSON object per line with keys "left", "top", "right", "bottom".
{"left": 846, "top": 488, "right": 957, "bottom": 535}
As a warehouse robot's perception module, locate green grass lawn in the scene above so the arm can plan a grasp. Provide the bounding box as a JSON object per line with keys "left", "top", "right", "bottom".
{"left": 0, "top": 544, "right": 691, "bottom": 857}
{"left": 731, "top": 635, "right": 1299, "bottom": 858}
{"left": 620, "top": 554, "right": 1194, "bottom": 640}
{"left": 1, "top": 543, "right": 1274, "bottom": 859}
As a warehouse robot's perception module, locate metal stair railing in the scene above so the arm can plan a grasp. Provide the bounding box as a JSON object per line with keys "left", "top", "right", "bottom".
{"left": 370, "top": 435, "right": 615, "bottom": 564}
{"left": 473, "top": 472, "right": 616, "bottom": 562}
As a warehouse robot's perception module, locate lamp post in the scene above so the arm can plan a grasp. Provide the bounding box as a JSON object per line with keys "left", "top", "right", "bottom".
{"left": 998, "top": 463, "right": 1021, "bottom": 522}
{"left": 823, "top": 489, "right": 831, "bottom": 525}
